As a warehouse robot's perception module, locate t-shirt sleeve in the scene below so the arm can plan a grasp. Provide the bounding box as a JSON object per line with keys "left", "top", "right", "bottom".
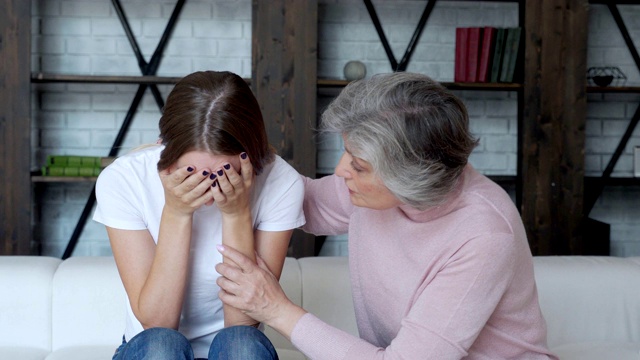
{"left": 254, "top": 161, "right": 306, "bottom": 232}
{"left": 301, "top": 174, "right": 354, "bottom": 236}
{"left": 92, "top": 160, "right": 147, "bottom": 230}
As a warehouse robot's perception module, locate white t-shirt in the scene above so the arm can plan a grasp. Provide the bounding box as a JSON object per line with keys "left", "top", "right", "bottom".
{"left": 93, "top": 145, "right": 305, "bottom": 358}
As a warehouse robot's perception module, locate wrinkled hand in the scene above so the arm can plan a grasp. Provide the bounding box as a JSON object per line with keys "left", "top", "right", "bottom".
{"left": 159, "top": 165, "right": 216, "bottom": 216}
{"left": 211, "top": 153, "right": 254, "bottom": 216}
{"left": 215, "top": 244, "right": 295, "bottom": 326}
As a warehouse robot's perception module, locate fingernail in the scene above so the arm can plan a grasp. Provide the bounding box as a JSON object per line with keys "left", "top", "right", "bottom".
{"left": 240, "top": 152, "right": 247, "bottom": 160}
{"left": 216, "top": 244, "right": 225, "bottom": 252}
{"left": 212, "top": 181, "right": 218, "bottom": 188}
{"left": 209, "top": 173, "right": 217, "bottom": 180}
{"left": 223, "top": 164, "right": 230, "bottom": 170}
{"left": 217, "top": 169, "right": 224, "bottom": 176}
{"left": 187, "top": 167, "right": 194, "bottom": 172}
{"left": 202, "top": 170, "right": 209, "bottom": 176}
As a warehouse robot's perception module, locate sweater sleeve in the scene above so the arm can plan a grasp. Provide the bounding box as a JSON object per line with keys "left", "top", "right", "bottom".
{"left": 301, "top": 175, "right": 354, "bottom": 236}
{"left": 290, "top": 232, "right": 551, "bottom": 360}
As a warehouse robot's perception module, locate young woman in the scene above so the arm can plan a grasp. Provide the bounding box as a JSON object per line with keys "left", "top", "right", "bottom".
{"left": 93, "top": 71, "right": 304, "bottom": 359}
{"left": 215, "top": 72, "right": 558, "bottom": 360}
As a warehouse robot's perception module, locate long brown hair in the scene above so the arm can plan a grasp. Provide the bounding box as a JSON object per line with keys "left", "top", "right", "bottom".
{"left": 157, "top": 71, "right": 274, "bottom": 174}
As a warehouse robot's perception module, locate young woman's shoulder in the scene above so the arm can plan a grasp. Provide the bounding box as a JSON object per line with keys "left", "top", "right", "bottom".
{"left": 259, "top": 155, "right": 303, "bottom": 184}
{"left": 99, "top": 145, "right": 161, "bottom": 178}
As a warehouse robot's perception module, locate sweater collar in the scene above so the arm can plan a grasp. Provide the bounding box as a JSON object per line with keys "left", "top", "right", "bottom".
{"left": 397, "top": 166, "right": 469, "bottom": 222}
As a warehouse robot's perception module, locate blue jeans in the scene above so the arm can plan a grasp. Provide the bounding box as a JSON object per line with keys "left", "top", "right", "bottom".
{"left": 112, "top": 326, "right": 279, "bottom": 360}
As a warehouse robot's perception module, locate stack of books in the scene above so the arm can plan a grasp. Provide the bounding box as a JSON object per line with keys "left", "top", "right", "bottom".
{"left": 454, "top": 27, "right": 523, "bottom": 83}
{"left": 41, "top": 155, "right": 115, "bottom": 177}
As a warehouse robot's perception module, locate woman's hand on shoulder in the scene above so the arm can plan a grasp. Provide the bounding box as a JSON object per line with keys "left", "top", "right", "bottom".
{"left": 159, "top": 165, "right": 216, "bottom": 217}
{"left": 211, "top": 152, "right": 254, "bottom": 218}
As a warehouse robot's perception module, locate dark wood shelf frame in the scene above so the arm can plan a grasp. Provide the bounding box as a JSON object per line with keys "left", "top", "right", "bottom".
{"left": 522, "top": 0, "right": 588, "bottom": 255}
{"left": 4, "top": 0, "right": 628, "bottom": 257}
{"left": 1, "top": 0, "right": 32, "bottom": 255}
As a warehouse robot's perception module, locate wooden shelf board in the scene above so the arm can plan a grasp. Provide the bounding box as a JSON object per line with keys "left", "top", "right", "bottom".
{"left": 590, "top": 0, "right": 640, "bottom": 4}
{"left": 441, "top": 82, "right": 522, "bottom": 91}
{"left": 32, "top": 73, "right": 183, "bottom": 85}
{"left": 32, "top": 176, "right": 97, "bottom": 183}
{"left": 318, "top": 78, "right": 522, "bottom": 91}
{"left": 585, "top": 176, "right": 640, "bottom": 186}
{"left": 587, "top": 86, "right": 640, "bottom": 93}
{"left": 31, "top": 73, "right": 252, "bottom": 85}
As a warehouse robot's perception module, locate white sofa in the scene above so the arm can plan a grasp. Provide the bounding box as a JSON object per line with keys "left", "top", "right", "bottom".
{"left": 1, "top": 255, "right": 639, "bottom": 360}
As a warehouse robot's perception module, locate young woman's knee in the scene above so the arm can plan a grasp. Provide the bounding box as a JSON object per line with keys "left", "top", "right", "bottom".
{"left": 209, "top": 325, "right": 278, "bottom": 360}
{"left": 116, "top": 327, "right": 193, "bottom": 360}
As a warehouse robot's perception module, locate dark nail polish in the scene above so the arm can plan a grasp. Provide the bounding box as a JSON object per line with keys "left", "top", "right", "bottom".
{"left": 209, "top": 173, "right": 217, "bottom": 180}
{"left": 217, "top": 169, "right": 224, "bottom": 176}
{"left": 212, "top": 181, "right": 218, "bottom": 188}
{"left": 202, "top": 170, "right": 209, "bottom": 176}
{"left": 187, "top": 167, "right": 194, "bottom": 172}
{"left": 224, "top": 164, "right": 231, "bottom": 170}
{"left": 240, "top": 152, "right": 247, "bottom": 160}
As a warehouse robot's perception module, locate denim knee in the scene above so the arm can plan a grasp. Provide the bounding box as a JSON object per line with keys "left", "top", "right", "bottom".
{"left": 209, "top": 325, "right": 278, "bottom": 360}
{"left": 114, "top": 327, "right": 194, "bottom": 360}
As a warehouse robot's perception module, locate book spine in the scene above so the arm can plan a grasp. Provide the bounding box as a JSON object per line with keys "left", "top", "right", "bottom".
{"left": 490, "top": 28, "right": 506, "bottom": 83}
{"left": 466, "top": 27, "right": 482, "bottom": 83}
{"left": 477, "top": 27, "right": 496, "bottom": 83}
{"left": 41, "top": 166, "right": 102, "bottom": 177}
{"left": 499, "top": 27, "right": 522, "bottom": 83}
{"left": 46, "top": 155, "right": 114, "bottom": 168}
{"left": 46, "top": 155, "right": 103, "bottom": 167}
{"left": 454, "top": 27, "right": 469, "bottom": 82}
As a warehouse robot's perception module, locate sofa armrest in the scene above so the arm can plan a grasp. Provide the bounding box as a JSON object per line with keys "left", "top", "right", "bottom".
{"left": 0, "top": 256, "right": 61, "bottom": 352}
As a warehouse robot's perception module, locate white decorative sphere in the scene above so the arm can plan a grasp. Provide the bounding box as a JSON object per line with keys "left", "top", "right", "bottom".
{"left": 343, "top": 61, "right": 366, "bottom": 81}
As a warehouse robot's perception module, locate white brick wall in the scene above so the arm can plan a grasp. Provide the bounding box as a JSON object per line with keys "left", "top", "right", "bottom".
{"left": 30, "top": 0, "right": 640, "bottom": 258}
{"left": 31, "top": 0, "right": 252, "bottom": 257}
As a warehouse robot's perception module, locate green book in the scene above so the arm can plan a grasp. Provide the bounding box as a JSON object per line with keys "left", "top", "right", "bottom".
{"left": 41, "top": 166, "right": 101, "bottom": 177}
{"left": 489, "top": 28, "right": 506, "bottom": 83}
{"left": 46, "top": 155, "right": 105, "bottom": 167}
{"left": 499, "top": 27, "right": 522, "bottom": 83}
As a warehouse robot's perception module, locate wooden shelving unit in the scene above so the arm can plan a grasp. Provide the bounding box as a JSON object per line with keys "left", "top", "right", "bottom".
{"left": 1, "top": 0, "right": 603, "bottom": 257}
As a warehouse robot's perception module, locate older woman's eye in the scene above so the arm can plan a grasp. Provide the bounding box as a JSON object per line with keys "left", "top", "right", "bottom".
{"left": 350, "top": 162, "right": 364, "bottom": 173}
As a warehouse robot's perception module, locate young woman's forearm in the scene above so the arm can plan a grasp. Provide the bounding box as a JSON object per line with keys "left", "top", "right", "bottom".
{"left": 221, "top": 209, "right": 257, "bottom": 327}
{"left": 136, "top": 207, "right": 193, "bottom": 329}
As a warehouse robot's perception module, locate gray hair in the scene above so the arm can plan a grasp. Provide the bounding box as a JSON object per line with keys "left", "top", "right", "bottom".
{"left": 321, "top": 72, "right": 478, "bottom": 210}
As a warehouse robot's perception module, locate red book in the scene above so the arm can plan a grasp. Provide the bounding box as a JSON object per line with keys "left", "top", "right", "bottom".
{"left": 466, "top": 27, "right": 482, "bottom": 82}
{"left": 454, "top": 27, "right": 468, "bottom": 82}
{"left": 477, "top": 27, "right": 496, "bottom": 83}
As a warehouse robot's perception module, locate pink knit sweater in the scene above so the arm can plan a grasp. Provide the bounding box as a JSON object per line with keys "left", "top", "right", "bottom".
{"left": 292, "top": 165, "right": 557, "bottom": 360}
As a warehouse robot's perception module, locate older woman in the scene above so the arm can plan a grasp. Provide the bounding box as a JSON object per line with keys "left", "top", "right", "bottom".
{"left": 215, "top": 72, "right": 557, "bottom": 360}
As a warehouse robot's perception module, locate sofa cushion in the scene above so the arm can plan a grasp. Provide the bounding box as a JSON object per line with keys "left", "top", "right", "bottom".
{"left": 50, "top": 257, "right": 126, "bottom": 354}
{"left": 263, "top": 256, "right": 358, "bottom": 360}
{"left": 534, "top": 256, "right": 640, "bottom": 348}
{"left": 44, "top": 345, "right": 117, "bottom": 360}
{"left": 298, "top": 257, "right": 358, "bottom": 337}
{"left": 551, "top": 341, "right": 640, "bottom": 360}
{"left": 0, "top": 347, "right": 50, "bottom": 360}
{"left": 0, "top": 256, "right": 61, "bottom": 357}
